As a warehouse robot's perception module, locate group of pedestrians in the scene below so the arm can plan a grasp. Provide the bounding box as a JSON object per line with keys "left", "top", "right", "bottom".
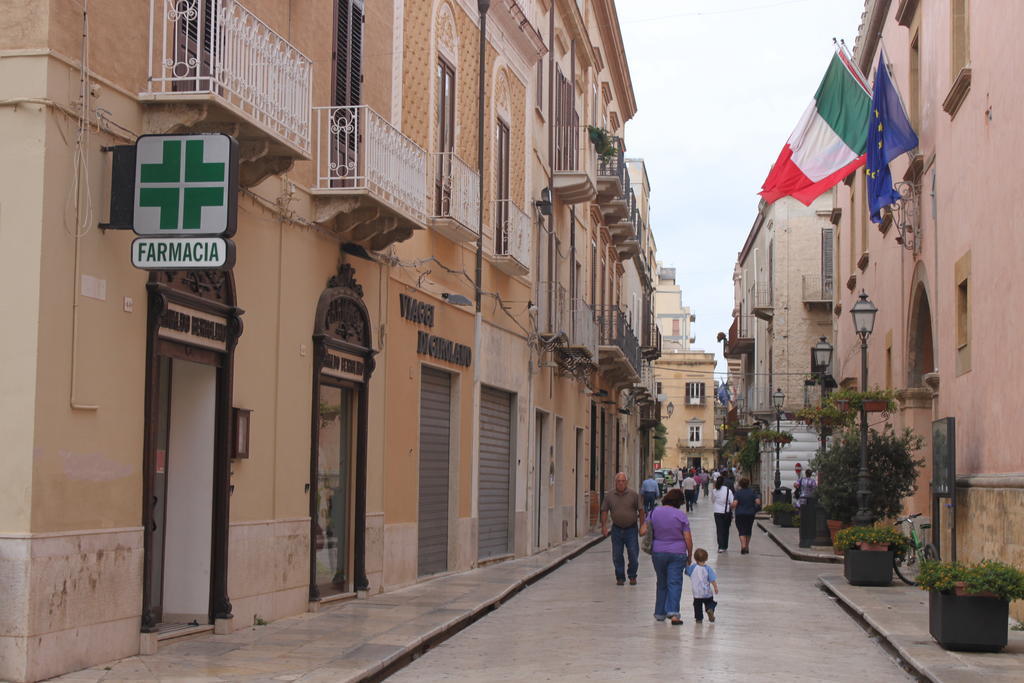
{"left": 600, "top": 471, "right": 723, "bottom": 625}
{"left": 711, "top": 473, "right": 761, "bottom": 554}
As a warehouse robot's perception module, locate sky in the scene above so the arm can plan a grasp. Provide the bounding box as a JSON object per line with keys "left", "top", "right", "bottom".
{"left": 618, "top": 0, "right": 866, "bottom": 375}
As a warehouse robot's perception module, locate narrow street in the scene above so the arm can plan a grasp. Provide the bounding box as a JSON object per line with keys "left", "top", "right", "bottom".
{"left": 392, "top": 501, "right": 912, "bottom": 682}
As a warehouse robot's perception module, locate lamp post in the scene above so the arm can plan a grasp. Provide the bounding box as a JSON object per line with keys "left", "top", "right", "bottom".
{"left": 666, "top": 401, "right": 674, "bottom": 418}
{"left": 812, "top": 337, "right": 834, "bottom": 456}
{"left": 772, "top": 387, "right": 785, "bottom": 501}
{"left": 850, "top": 291, "right": 878, "bottom": 526}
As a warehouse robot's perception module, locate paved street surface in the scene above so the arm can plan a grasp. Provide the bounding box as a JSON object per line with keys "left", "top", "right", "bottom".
{"left": 392, "top": 501, "right": 912, "bottom": 682}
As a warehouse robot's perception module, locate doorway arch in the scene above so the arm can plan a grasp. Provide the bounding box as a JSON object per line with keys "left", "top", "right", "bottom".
{"left": 907, "top": 267, "right": 935, "bottom": 388}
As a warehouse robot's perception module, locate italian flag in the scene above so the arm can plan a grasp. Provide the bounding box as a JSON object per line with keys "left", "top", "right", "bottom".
{"left": 760, "top": 50, "right": 872, "bottom": 206}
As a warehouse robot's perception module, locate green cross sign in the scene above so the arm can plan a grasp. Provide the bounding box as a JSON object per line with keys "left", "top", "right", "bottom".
{"left": 133, "top": 134, "right": 238, "bottom": 236}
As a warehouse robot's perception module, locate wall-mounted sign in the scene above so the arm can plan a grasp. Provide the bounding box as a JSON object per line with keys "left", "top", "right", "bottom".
{"left": 322, "top": 350, "right": 366, "bottom": 383}
{"left": 399, "top": 293, "right": 435, "bottom": 327}
{"left": 417, "top": 330, "right": 472, "bottom": 367}
{"left": 133, "top": 134, "right": 239, "bottom": 237}
{"left": 132, "top": 236, "right": 235, "bottom": 270}
{"left": 157, "top": 303, "right": 229, "bottom": 352}
{"left": 932, "top": 417, "right": 956, "bottom": 498}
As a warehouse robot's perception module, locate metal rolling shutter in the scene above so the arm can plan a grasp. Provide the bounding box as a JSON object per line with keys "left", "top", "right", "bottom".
{"left": 478, "top": 387, "right": 513, "bottom": 559}
{"left": 418, "top": 367, "right": 451, "bottom": 576}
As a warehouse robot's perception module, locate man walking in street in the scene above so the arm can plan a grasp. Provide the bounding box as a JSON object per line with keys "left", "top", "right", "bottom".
{"left": 641, "top": 474, "right": 660, "bottom": 513}
{"left": 682, "top": 472, "right": 697, "bottom": 512}
{"left": 601, "top": 472, "right": 646, "bottom": 586}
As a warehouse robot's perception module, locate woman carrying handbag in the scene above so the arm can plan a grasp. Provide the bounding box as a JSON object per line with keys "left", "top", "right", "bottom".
{"left": 711, "top": 476, "right": 733, "bottom": 553}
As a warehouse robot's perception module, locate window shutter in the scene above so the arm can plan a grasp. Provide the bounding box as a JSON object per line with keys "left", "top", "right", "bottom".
{"left": 822, "top": 227, "right": 834, "bottom": 295}
{"left": 334, "top": 0, "right": 364, "bottom": 107}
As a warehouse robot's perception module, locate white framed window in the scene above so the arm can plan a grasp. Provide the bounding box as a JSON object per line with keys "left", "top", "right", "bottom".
{"left": 688, "top": 424, "right": 702, "bottom": 444}
{"left": 686, "top": 382, "right": 705, "bottom": 405}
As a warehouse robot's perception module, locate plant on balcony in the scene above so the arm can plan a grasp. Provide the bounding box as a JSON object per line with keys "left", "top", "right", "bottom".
{"left": 811, "top": 425, "right": 924, "bottom": 524}
{"left": 795, "top": 403, "right": 855, "bottom": 430}
{"left": 828, "top": 388, "right": 896, "bottom": 414}
{"left": 749, "top": 429, "right": 793, "bottom": 445}
{"left": 587, "top": 125, "right": 618, "bottom": 163}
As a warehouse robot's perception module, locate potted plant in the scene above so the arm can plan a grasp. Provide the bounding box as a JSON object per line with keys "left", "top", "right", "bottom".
{"left": 750, "top": 428, "right": 793, "bottom": 445}
{"left": 919, "top": 559, "right": 1024, "bottom": 652}
{"left": 763, "top": 502, "right": 798, "bottom": 527}
{"left": 834, "top": 526, "right": 908, "bottom": 586}
{"left": 827, "top": 388, "right": 896, "bottom": 415}
{"left": 586, "top": 125, "right": 617, "bottom": 163}
{"left": 812, "top": 425, "right": 923, "bottom": 548}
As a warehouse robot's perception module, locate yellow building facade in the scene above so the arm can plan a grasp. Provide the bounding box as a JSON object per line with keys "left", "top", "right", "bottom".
{"left": 0, "top": 1, "right": 660, "bottom": 680}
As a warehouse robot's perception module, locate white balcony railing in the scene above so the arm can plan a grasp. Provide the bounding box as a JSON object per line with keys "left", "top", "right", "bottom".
{"left": 492, "top": 199, "right": 531, "bottom": 271}
{"left": 145, "top": 0, "right": 312, "bottom": 154}
{"left": 571, "top": 299, "right": 598, "bottom": 358}
{"left": 313, "top": 105, "right": 429, "bottom": 224}
{"left": 640, "top": 361, "right": 657, "bottom": 396}
{"left": 431, "top": 152, "right": 480, "bottom": 233}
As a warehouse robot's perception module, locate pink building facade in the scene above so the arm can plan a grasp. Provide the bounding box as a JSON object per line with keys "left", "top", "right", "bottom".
{"left": 835, "top": 0, "right": 1024, "bottom": 612}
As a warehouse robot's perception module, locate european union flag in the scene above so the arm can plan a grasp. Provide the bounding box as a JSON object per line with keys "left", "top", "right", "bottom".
{"left": 866, "top": 49, "right": 919, "bottom": 223}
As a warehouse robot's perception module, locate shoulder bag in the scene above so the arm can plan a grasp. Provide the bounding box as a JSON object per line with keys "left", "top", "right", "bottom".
{"left": 641, "top": 510, "right": 655, "bottom": 555}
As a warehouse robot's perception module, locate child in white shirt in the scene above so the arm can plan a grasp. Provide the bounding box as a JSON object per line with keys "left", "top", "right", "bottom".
{"left": 685, "top": 548, "right": 719, "bottom": 622}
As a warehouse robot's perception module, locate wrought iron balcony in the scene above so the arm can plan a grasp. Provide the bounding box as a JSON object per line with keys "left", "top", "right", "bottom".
{"left": 634, "top": 361, "right": 657, "bottom": 403}
{"left": 724, "top": 314, "right": 755, "bottom": 358}
{"left": 429, "top": 152, "right": 480, "bottom": 243}
{"left": 608, "top": 189, "right": 638, "bottom": 246}
{"left": 596, "top": 306, "right": 641, "bottom": 383}
{"left": 142, "top": 0, "right": 312, "bottom": 183}
{"left": 312, "top": 105, "right": 429, "bottom": 250}
{"left": 491, "top": 199, "right": 531, "bottom": 276}
{"left": 596, "top": 137, "right": 626, "bottom": 199}
{"left": 615, "top": 207, "right": 641, "bottom": 259}
{"left": 802, "top": 274, "right": 834, "bottom": 305}
{"left": 752, "top": 283, "right": 773, "bottom": 320}
{"left": 552, "top": 125, "right": 597, "bottom": 204}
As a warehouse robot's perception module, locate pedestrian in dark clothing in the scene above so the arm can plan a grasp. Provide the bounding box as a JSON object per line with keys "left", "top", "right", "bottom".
{"left": 731, "top": 477, "right": 761, "bottom": 555}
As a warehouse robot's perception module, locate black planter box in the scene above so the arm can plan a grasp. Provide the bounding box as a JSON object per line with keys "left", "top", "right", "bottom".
{"left": 843, "top": 548, "right": 893, "bottom": 586}
{"left": 929, "top": 590, "right": 1009, "bottom": 652}
{"left": 779, "top": 511, "right": 796, "bottom": 528}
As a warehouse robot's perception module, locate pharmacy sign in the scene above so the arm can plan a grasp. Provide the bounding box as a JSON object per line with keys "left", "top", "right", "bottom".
{"left": 126, "top": 133, "right": 238, "bottom": 271}
{"left": 133, "top": 134, "right": 238, "bottom": 236}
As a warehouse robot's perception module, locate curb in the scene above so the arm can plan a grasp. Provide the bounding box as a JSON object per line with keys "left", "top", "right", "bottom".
{"left": 758, "top": 521, "right": 841, "bottom": 564}
{"left": 818, "top": 575, "right": 936, "bottom": 682}
{"left": 359, "top": 533, "right": 607, "bottom": 682}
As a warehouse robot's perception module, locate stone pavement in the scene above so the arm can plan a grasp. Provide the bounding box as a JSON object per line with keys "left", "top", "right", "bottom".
{"left": 757, "top": 519, "right": 841, "bottom": 563}
{"left": 821, "top": 575, "right": 1024, "bottom": 682}
{"left": 54, "top": 533, "right": 602, "bottom": 682}
{"left": 392, "top": 500, "right": 912, "bottom": 682}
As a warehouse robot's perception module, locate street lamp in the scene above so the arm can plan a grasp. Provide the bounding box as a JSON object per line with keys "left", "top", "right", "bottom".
{"left": 772, "top": 387, "right": 785, "bottom": 500}
{"left": 666, "top": 401, "right": 674, "bottom": 418}
{"left": 850, "top": 291, "right": 878, "bottom": 526}
{"left": 811, "top": 336, "right": 834, "bottom": 455}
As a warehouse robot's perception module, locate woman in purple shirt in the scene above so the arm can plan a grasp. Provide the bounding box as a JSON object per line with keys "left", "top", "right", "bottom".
{"left": 646, "top": 488, "right": 694, "bottom": 625}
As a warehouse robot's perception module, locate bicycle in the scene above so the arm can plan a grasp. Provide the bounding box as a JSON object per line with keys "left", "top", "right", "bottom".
{"left": 892, "top": 512, "right": 938, "bottom": 585}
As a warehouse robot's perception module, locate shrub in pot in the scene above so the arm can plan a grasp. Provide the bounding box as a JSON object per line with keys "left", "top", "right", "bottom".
{"left": 834, "top": 527, "right": 908, "bottom": 586}
{"left": 812, "top": 425, "right": 924, "bottom": 528}
{"left": 763, "top": 502, "right": 798, "bottom": 527}
{"left": 919, "top": 560, "right": 1024, "bottom": 652}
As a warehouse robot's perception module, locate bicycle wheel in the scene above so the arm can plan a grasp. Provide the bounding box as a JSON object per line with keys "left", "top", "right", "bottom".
{"left": 893, "top": 548, "right": 921, "bottom": 586}
{"left": 922, "top": 543, "right": 938, "bottom": 562}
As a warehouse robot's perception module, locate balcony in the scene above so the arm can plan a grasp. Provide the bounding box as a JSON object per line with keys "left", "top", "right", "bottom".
{"left": 596, "top": 138, "right": 628, "bottom": 205}
{"left": 312, "top": 105, "right": 429, "bottom": 250}
{"left": 552, "top": 125, "right": 597, "bottom": 204}
{"left": 491, "top": 199, "right": 531, "bottom": 276}
{"left": 752, "top": 284, "right": 773, "bottom": 321}
{"left": 429, "top": 152, "right": 480, "bottom": 243}
{"left": 555, "top": 299, "right": 598, "bottom": 379}
{"left": 141, "top": 0, "right": 312, "bottom": 186}
{"left": 802, "top": 274, "right": 834, "bottom": 306}
{"left": 677, "top": 439, "right": 706, "bottom": 451}
{"left": 596, "top": 306, "right": 641, "bottom": 385}
{"left": 633, "top": 361, "right": 657, "bottom": 403}
{"left": 537, "top": 281, "right": 569, "bottom": 337}
{"left": 723, "top": 315, "right": 755, "bottom": 358}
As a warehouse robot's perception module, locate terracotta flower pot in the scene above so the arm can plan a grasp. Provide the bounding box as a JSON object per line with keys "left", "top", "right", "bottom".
{"left": 953, "top": 582, "right": 1000, "bottom": 599}
{"left": 857, "top": 542, "right": 890, "bottom": 552}
{"left": 863, "top": 399, "right": 890, "bottom": 412}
